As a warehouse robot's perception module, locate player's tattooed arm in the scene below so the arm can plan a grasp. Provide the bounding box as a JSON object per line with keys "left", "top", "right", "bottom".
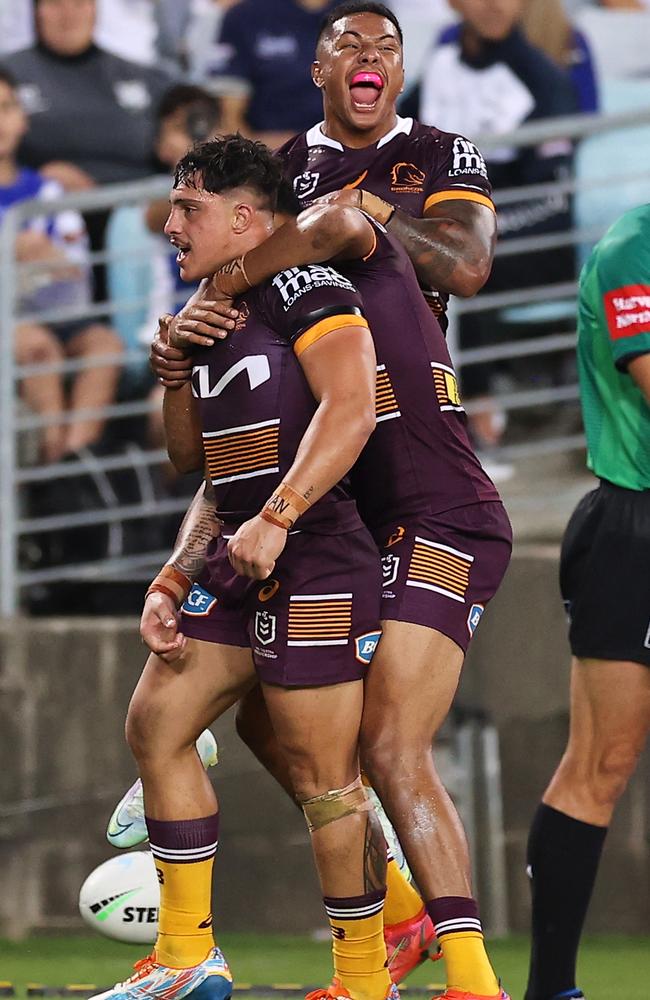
{"left": 386, "top": 199, "right": 496, "bottom": 298}
{"left": 163, "top": 381, "right": 204, "bottom": 474}
{"left": 169, "top": 479, "right": 220, "bottom": 583}
{"left": 215, "top": 203, "right": 376, "bottom": 299}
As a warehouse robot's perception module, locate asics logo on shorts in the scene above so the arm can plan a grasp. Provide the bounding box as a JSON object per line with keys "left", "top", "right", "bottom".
{"left": 259, "top": 579, "right": 280, "bottom": 602}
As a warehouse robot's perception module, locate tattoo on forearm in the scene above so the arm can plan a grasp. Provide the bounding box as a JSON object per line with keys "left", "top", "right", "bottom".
{"left": 387, "top": 201, "right": 493, "bottom": 293}
{"left": 170, "top": 495, "right": 220, "bottom": 581}
{"left": 363, "top": 810, "right": 388, "bottom": 893}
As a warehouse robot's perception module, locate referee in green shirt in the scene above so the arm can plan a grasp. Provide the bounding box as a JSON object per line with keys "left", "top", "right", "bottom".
{"left": 524, "top": 204, "right": 650, "bottom": 1000}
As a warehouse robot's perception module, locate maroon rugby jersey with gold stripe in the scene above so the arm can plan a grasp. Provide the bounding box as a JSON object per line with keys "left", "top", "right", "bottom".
{"left": 191, "top": 264, "right": 370, "bottom": 533}
{"left": 339, "top": 222, "right": 500, "bottom": 527}
{"left": 276, "top": 116, "right": 494, "bottom": 321}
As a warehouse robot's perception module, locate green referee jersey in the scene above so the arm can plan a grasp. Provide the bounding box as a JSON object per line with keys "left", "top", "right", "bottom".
{"left": 577, "top": 203, "right": 650, "bottom": 490}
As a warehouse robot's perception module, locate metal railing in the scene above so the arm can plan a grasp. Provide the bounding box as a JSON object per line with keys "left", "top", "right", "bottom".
{"left": 1, "top": 105, "right": 650, "bottom": 615}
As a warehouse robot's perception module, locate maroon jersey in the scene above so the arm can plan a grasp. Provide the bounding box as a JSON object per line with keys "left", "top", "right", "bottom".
{"left": 339, "top": 223, "right": 500, "bottom": 527}
{"left": 276, "top": 116, "right": 494, "bottom": 320}
{"left": 191, "top": 264, "right": 370, "bottom": 533}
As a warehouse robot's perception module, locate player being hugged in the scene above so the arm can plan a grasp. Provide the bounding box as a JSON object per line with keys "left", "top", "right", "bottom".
{"left": 93, "top": 136, "right": 396, "bottom": 1000}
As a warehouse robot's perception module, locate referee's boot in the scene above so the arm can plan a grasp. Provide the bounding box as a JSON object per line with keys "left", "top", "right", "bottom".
{"left": 89, "top": 946, "right": 232, "bottom": 1000}
{"left": 106, "top": 729, "right": 218, "bottom": 848}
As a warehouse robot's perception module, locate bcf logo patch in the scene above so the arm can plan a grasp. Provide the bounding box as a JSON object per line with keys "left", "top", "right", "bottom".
{"left": 293, "top": 171, "right": 320, "bottom": 200}
{"left": 467, "top": 603, "right": 484, "bottom": 637}
{"left": 355, "top": 631, "right": 382, "bottom": 665}
{"left": 255, "top": 610, "right": 276, "bottom": 646}
{"left": 382, "top": 554, "right": 400, "bottom": 588}
{"left": 182, "top": 583, "right": 217, "bottom": 617}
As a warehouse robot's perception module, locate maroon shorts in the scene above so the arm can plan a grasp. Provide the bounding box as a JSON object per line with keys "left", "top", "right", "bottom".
{"left": 373, "top": 502, "right": 512, "bottom": 652}
{"left": 180, "top": 526, "right": 383, "bottom": 687}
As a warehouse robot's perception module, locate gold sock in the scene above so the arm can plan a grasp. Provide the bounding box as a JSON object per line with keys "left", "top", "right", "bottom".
{"left": 440, "top": 931, "right": 500, "bottom": 995}
{"left": 154, "top": 856, "right": 215, "bottom": 967}
{"left": 146, "top": 813, "right": 218, "bottom": 969}
{"left": 383, "top": 857, "right": 424, "bottom": 927}
{"left": 326, "top": 893, "right": 391, "bottom": 1000}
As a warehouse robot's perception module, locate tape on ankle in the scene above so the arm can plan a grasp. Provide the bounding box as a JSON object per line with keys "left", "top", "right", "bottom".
{"left": 301, "top": 775, "right": 372, "bottom": 832}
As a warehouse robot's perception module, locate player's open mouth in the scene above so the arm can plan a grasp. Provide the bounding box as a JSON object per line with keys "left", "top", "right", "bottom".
{"left": 171, "top": 239, "right": 190, "bottom": 264}
{"left": 348, "top": 71, "right": 384, "bottom": 112}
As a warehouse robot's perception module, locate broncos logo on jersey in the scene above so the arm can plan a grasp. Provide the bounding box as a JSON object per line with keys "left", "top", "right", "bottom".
{"left": 391, "top": 162, "right": 426, "bottom": 193}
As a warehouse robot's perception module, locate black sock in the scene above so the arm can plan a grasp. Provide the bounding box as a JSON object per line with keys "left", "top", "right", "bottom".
{"left": 524, "top": 802, "right": 607, "bottom": 1000}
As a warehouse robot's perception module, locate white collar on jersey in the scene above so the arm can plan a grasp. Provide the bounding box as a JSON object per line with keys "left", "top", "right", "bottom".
{"left": 305, "top": 115, "right": 414, "bottom": 151}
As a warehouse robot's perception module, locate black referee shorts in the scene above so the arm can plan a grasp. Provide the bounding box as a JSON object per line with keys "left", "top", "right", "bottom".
{"left": 560, "top": 479, "right": 650, "bottom": 667}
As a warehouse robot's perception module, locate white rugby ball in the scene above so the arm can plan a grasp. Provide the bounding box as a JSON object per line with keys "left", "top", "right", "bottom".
{"left": 79, "top": 851, "right": 160, "bottom": 943}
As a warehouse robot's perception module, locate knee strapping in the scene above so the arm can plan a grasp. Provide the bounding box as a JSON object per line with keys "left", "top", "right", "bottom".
{"left": 301, "top": 775, "right": 372, "bottom": 832}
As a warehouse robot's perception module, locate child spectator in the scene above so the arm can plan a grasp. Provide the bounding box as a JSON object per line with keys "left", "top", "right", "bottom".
{"left": 0, "top": 67, "right": 123, "bottom": 463}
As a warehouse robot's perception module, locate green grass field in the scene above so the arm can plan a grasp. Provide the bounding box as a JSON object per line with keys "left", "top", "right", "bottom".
{"left": 1, "top": 934, "right": 649, "bottom": 1000}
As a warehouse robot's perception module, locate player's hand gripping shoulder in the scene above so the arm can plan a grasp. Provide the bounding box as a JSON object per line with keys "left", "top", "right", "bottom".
{"left": 227, "top": 515, "right": 288, "bottom": 580}
{"left": 140, "top": 591, "right": 188, "bottom": 663}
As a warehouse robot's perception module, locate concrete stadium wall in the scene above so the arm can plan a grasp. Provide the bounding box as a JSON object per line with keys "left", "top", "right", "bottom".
{"left": 0, "top": 546, "right": 648, "bottom": 940}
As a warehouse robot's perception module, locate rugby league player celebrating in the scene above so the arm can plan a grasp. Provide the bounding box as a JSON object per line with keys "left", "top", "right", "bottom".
{"left": 94, "top": 138, "right": 396, "bottom": 1000}
{"left": 143, "top": 2, "right": 508, "bottom": 995}
{"left": 147, "top": 181, "right": 512, "bottom": 1000}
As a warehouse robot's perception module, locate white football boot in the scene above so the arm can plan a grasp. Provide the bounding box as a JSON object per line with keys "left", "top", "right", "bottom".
{"left": 107, "top": 730, "right": 218, "bottom": 849}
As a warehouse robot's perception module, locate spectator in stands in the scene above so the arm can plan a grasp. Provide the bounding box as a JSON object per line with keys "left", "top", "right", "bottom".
{"left": 0, "top": 0, "right": 179, "bottom": 300}
{"left": 0, "top": 0, "right": 177, "bottom": 190}
{"left": 0, "top": 67, "right": 123, "bottom": 463}
{"left": 157, "top": 0, "right": 243, "bottom": 79}
{"left": 208, "top": 0, "right": 340, "bottom": 148}
{"left": 107, "top": 85, "right": 221, "bottom": 453}
{"left": 403, "top": 0, "right": 596, "bottom": 448}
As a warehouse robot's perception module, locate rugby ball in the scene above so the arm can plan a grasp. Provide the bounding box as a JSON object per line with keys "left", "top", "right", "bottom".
{"left": 79, "top": 851, "right": 160, "bottom": 943}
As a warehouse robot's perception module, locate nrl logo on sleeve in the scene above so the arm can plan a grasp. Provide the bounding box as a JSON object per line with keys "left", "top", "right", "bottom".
{"left": 293, "top": 171, "right": 320, "bottom": 200}
{"left": 255, "top": 610, "right": 277, "bottom": 645}
{"left": 182, "top": 583, "right": 218, "bottom": 617}
{"left": 355, "top": 631, "right": 382, "bottom": 665}
{"left": 450, "top": 137, "right": 488, "bottom": 178}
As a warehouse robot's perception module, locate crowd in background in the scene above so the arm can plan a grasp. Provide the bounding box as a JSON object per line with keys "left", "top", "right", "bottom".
{"left": 1, "top": 0, "right": 650, "bottom": 608}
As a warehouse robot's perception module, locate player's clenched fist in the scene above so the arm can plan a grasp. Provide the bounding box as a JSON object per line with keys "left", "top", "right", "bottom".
{"left": 140, "top": 591, "right": 188, "bottom": 662}
{"left": 227, "top": 515, "right": 288, "bottom": 580}
{"left": 150, "top": 313, "right": 193, "bottom": 388}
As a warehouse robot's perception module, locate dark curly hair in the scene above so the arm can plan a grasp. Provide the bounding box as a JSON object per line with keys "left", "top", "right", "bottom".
{"left": 173, "top": 134, "right": 285, "bottom": 212}
{"left": 317, "top": 2, "right": 403, "bottom": 47}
